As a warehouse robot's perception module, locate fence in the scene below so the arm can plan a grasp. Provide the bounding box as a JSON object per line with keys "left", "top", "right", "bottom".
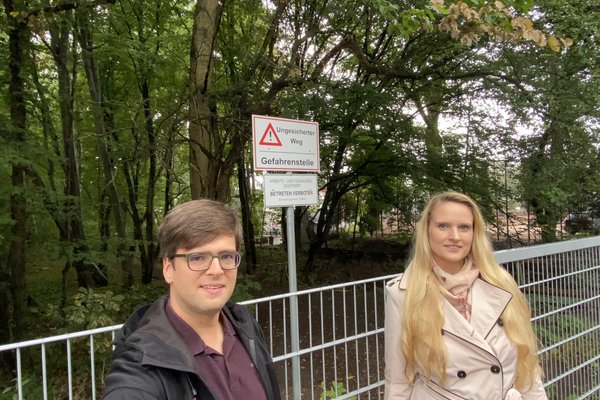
{"left": 496, "top": 236, "right": 600, "bottom": 400}
{"left": 1, "top": 236, "right": 599, "bottom": 399}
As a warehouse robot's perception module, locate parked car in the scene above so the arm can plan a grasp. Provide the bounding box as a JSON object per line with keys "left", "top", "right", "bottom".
{"left": 562, "top": 211, "right": 600, "bottom": 234}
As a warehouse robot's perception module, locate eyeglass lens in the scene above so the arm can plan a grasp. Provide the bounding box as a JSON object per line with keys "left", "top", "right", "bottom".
{"left": 187, "top": 252, "right": 240, "bottom": 270}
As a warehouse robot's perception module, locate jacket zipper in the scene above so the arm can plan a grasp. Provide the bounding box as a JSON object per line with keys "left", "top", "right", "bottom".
{"left": 186, "top": 374, "right": 198, "bottom": 399}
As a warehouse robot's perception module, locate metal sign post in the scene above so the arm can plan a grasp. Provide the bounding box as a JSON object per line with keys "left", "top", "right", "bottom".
{"left": 285, "top": 202, "right": 301, "bottom": 399}
{"left": 252, "top": 115, "right": 320, "bottom": 400}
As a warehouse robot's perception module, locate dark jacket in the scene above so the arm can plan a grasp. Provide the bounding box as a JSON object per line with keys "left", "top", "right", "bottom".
{"left": 103, "top": 296, "right": 281, "bottom": 400}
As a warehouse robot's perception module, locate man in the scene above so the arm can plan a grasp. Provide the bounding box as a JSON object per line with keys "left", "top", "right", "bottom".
{"left": 103, "top": 200, "right": 280, "bottom": 400}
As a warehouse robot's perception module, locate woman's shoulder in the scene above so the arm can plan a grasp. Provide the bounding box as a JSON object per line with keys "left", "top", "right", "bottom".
{"left": 385, "top": 273, "right": 408, "bottom": 303}
{"left": 386, "top": 265, "right": 413, "bottom": 291}
{"left": 386, "top": 274, "right": 403, "bottom": 287}
{"left": 386, "top": 273, "right": 405, "bottom": 290}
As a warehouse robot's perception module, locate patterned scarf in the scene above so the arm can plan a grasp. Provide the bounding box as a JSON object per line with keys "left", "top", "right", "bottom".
{"left": 433, "top": 259, "right": 479, "bottom": 321}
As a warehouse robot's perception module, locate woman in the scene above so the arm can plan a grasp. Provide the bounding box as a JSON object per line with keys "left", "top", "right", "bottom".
{"left": 385, "top": 192, "right": 547, "bottom": 400}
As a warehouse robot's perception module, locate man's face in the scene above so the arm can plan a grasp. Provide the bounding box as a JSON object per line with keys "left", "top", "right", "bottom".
{"left": 163, "top": 234, "right": 238, "bottom": 322}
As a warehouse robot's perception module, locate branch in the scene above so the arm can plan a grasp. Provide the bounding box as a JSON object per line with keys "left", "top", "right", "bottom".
{"left": 12, "top": 0, "right": 116, "bottom": 17}
{"left": 342, "top": 37, "right": 422, "bottom": 80}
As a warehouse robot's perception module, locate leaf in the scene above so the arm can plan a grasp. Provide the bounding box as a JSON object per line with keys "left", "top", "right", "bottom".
{"left": 547, "top": 36, "right": 560, "bottom": 52}
{"left": 513, "top": 0, "right": 534, "bottom": 13}
{"left": 561, "top": 38, "right": 574, "bottom": 48}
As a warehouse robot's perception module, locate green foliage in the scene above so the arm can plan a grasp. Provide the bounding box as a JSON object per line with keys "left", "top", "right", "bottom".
{"left": 512, "top": 0, "right": 600, "bottom": 241}
{"left": 6, "top": 5, "right": 595, "bottom": 400}
{"left": 231, "top": 273, "right": 262, "bottom": 303}
{"left": 1, "top": 0, "right": 598, "bottom": 352}
{"left": 0, "top": 377, "right": 42, "bottom": 400}
{"left": 387, "top": 8, "right": 436, "bottom": 38}
{"left": 37, "top": 288, "right": 125, "bottom": 333}
{"left": 459, "top": 0, "right": 535, "bottom": 13}
{"left": 320, "top": 380, "right": 356, "bottom": 400}
{"left": 371, "top": 0, "right": 538, "bottom": 42}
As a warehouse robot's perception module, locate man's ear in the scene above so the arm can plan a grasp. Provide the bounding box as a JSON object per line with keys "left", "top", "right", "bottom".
{"left": 163, "top": 257, "right": 174, "bottom": 284}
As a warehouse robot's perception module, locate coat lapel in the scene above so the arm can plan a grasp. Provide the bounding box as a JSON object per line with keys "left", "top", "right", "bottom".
{"left": 470, "top": 279, "right": 512, "bottom": 339}
{"left": 441, "top": 278, "right": 512, "bottom": 355}
{"left": 398, "top": 268, "right": 513, "bottom": 356}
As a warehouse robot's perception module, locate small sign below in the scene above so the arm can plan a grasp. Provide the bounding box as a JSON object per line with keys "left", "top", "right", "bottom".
{"left": 264, "top": 174, "right": 319, "bottom": 208}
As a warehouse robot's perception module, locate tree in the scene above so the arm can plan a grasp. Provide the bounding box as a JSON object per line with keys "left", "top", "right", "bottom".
{"left": 2, "top": 0, "right": 29, "bottom": 347}
{"left": 1, "top": 0, "right": 121, "bottom": 348}
{"left": 0, "top": 0, "right": 592, "bottom": 351}
{"left": 106, "top": 0, "right": 175, "bottom": 284}
{"left": 188, "top": 0, "right": 224, "bottom": 200}
{"left": 76, "top": 6, "right": 132, "bottom": 287}
{"left": 516, "top": 0, "right": 600, "bottom": 241}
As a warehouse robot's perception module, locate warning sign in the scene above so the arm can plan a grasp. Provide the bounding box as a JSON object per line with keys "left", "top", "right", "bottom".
{"left": 258, "top": 123, "right": 282, "bottom": 146}
{"left": 252, "top": 115, "right": 320, "bottom": 172}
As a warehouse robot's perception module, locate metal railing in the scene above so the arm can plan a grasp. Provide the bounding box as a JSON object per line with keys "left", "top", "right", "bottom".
{"left": 496, "top": 236, "right": 600, "bottom": 400}
{"left": 1, "top": 236, "right": 599, "bottom": 399}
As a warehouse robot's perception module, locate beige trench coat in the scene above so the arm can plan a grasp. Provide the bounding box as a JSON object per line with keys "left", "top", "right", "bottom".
{"left": 384, "top": 269, "right": 548, "bottom": 400}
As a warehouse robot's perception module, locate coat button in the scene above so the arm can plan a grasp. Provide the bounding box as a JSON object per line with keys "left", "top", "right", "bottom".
{"left": 457, "top": 370, "right": 467, "bottom": 378}
{"left": 497, "top": 319, "right": 504, "bottom": 326}
{"left": 491, "top": 365, "right": 501, "bottom": 374}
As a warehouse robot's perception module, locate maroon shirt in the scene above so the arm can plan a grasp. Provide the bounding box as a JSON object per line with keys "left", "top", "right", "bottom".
{"left": 165, "top": 300, "right": 267, "bottom": 400}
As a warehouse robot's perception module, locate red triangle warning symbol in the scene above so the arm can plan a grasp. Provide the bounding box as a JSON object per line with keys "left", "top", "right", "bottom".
{"left": 259, "top": 123, "right": 283, "bottom": 146}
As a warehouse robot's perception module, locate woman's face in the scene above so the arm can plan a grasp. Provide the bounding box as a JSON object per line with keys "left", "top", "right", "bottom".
{"left": 427, "top": 201, "right": 474, "bottom": 274}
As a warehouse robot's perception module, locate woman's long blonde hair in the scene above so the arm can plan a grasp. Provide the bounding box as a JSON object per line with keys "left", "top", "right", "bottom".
{"left": 401, "top": 192, "right": 541, "bottom": 390}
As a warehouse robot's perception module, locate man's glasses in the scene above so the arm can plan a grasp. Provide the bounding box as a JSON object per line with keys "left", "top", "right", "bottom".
{"left": 170, "top": 252, "right": 242, "bottom": 271}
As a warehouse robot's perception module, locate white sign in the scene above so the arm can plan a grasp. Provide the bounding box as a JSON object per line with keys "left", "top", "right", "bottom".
{"left": 264, "top": 174, "right": 318, "bottom": 208}
{"left": 252, "top": 115, "right": 320, "bottom": 172}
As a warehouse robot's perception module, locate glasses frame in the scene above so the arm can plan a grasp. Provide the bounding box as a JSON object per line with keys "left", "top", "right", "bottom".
{"left": 170, "top": 251, "right": 242, "bottom": 271}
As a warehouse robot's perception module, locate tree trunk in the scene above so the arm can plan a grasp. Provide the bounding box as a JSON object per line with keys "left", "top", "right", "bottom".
{"left": 141, "top": 78, "right": 159, "bottom": 284}
{"left": 163, "top": 122, "right": 176, "bottom": 214}
{"left": 7, "top": 126, "right": 28, "bottom": 339}
{"left": 188, "top": 0, "right": 224, "bottom": 200}
{"left": 413, "top": 85, "right": 446, "bottom": 190}
{"left": 76, "top": 8, "right": 129, "bottom": 286}
{"left": 3, "top": 0, "right": 30, "bottom": 347}
{"left": 351, "top": 190, "right": 360, "bottom": 255}
{"left": 294, "top": 206, "right": 307, "bottom": 255}
{"left": 302, "top": 125, "right": 385, "bottom": 276}
{"left": 237, "top": 154, "right": 257, "bottom": 274}
{"left": 302, "top": 129, "right": 351, "bottom": 276}
{"left": 131, "top": 0, "right": 160, "bottom": 284}
{"left": 48, "top": 9, "right": 99, "bottom": 288}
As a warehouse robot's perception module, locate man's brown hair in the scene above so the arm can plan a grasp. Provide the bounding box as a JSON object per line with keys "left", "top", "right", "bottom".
{"left": 158, "top": 199, "right": 243, "bottom": 258}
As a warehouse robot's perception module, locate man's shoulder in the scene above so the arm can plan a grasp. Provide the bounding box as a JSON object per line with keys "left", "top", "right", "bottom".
{"left": 115, "top": 297, "right": 167, "bottom": 346}
{"left": 223, "top": 301, "right": 254, "bottom": 323}
{"left": 103, "top": 342, "right": 163, "bottom": 399}
{"left": 103, "top": 350, "right": 196, "bottom": 400}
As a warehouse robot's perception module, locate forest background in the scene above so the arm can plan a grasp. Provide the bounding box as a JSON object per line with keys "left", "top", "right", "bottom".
{"left": 1, "top": 0, "right": 598, "bottom": 361}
